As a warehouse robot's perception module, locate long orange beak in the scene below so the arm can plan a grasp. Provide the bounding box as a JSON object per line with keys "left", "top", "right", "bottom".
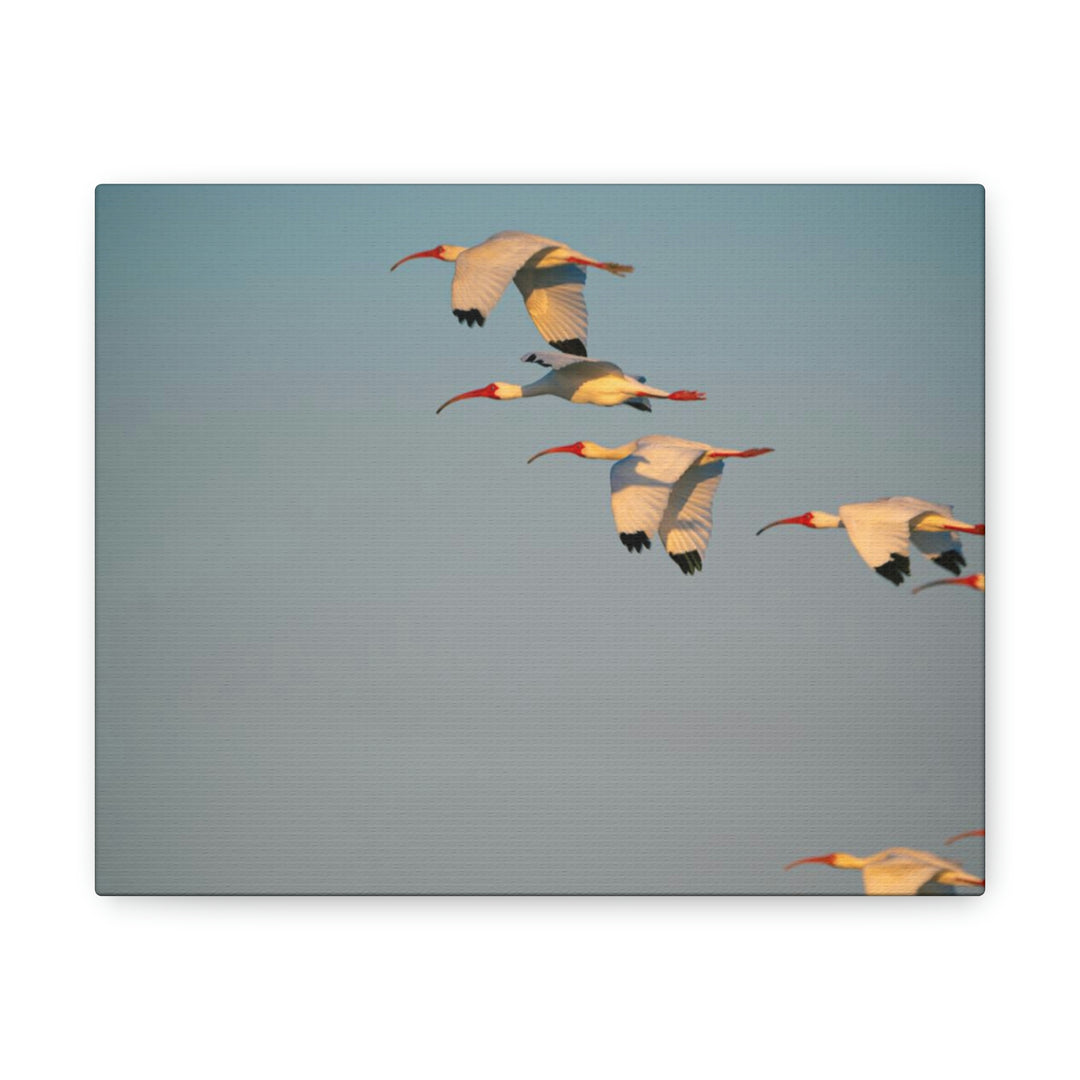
{"left": 783, "top": 854, "right": 834, "bottom": 871}
{"left": 527, "top": 442, "right": 583, "bottom": 464}
{"left": 756, "top": 513, "right": 811, "bottom": 536}
{"left": 945, "top": 829, "right": 985, "bottom": 845}
{"left": 390, "top": 247, "right": 443, "bottom": 271}
{"left": 436, "top": 386, "right": 495, "bottom": 414}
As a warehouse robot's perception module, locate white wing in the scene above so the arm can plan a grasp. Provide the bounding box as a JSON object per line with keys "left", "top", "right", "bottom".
{"left": 520, "top": 353, "right": 652, "bottom": 411}
{"left": 887, "top": 496, "right": 953, "bottom": 521}
{"left": 863, "top": 858, "right": 944, "bottom": 896}
{"left": 450, "top": 233, "right": 561, "bottom": 325}
{"left": 514, "top": 263, "right": 589, "bottom": 355}
{"left": 910, "top": 530, "right": 957, "bottom": 558}
{"left": 906, "top": 500, "right": 967, "bottom": 572}
{"left": 658, "top": 458, "right": 726, "bottom": 575}
{"left": 911, "top": 532, "right": 967, "bottom": 577}
{"left": 609, "top": 437, "right": 710, "bottom": 554}
{"left": 862, "top": 848, "right": 970, "bottom": 896}
{"left": 521, "top": 350, "right": 606, "bottom": 371}
{"left": 838, "top": 497, "right": 946, "bottom": 583}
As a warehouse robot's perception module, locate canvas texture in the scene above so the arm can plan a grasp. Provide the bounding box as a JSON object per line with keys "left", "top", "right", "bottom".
{"left": 95, "top": 184, "right": 985, "bottom": 895}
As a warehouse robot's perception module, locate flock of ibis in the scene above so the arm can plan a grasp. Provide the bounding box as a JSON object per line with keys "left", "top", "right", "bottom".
{"left": 392, "top": 229, "right": 985, "bottom": 893}
{"left": 393, "top": 229, "right": 985, "bottom": 590}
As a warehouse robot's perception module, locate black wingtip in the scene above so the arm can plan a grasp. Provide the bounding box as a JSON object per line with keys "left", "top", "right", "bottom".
{"left": 874, "top": 552, "right": 912, "bottom": 586}
{"left": 619, "top": 531, "right": 651, "bottom": 553}
{"left": 624, "top": 398, "right": 652, "bottom": 412}
{"left": 670, "top": 551, "right": 703, "bottom": 575}
{"left": 549, "top": 338, "right": 587, "bottom": 357}
{"left": 932, "top": 550, "right": 967, "bottom": 576}
{"left": 452, "top": 308, "right": 485, "bottom": 328}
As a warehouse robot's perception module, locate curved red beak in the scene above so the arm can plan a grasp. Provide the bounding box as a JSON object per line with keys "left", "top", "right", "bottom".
{"left": 756, "top": 512, "right": 812, "bottom": 536}
{"left": 527, "top": 442, "right": 584, "bottom": 464}
{"left": 783, "top": 854, "right": 835, "bottom": 871}
{"left": 390, "top": 247, "right": 443, "bottom": 271}
{"left": 912, "top": 574, "right": 984, "bottom": 595}
{"left": 945, "top": 829, "right": 985, "bottom": 845}
{"left": 436, "top": 385, "right": 497, "bottom": 414}
{"left": 912, "top": 579, "right": 959, "bottom": 595}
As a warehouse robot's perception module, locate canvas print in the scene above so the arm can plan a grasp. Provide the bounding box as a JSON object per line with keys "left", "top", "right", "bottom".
{"left": 95, "top": 184, "right": 984, "bottom": 894}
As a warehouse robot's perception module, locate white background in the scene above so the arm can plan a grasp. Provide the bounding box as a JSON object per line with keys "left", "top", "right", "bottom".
{"left": 3, "top": 1, "right": 1076, "bottom": 1076}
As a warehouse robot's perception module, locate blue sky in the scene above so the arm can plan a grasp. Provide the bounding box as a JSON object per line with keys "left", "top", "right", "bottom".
{"left": 96, "top": 185, "right": 983, "bottom": 893}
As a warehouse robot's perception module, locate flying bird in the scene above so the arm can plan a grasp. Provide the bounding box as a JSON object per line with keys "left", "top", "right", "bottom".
{"left": 945, "top": 829, "right": 985, "bottom": 845}
{"left": 390, "top": 231, "right": 633, "bottom": 355}
{"left": 913, "top": 572, "right": 985, "bottom": 596}
{"left": 784, "top": 847, "right": 985, "bottom": 895}
{"left": 436, "top": 351, "right": 705, "bottom": 414}
{"left": 527, "top": 435, "right": 773, "bottom": 575}
{"left": 756, "top": 496, "right": 984, "bottom": 585}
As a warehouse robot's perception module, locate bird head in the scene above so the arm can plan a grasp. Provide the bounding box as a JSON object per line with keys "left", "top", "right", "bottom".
{"left": 390, "top": 244, "right": 465, "bottom": 271}
{"left": 784, "top": 852, "right": 861, "bottom": 871}
{"left": 526, "top": 440, "right": 596, "bottom": 464}
{"left": 756, "top": 511, "right": 839, "bottom": 535}
{"left": 436, "top": 382, "right": 521, "bottom": 414}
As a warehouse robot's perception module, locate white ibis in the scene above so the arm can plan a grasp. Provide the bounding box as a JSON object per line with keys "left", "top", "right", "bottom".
{"left": 527, "top": 435, "right": 773, "bottom": 575}
{"left": 756, "top": 496, "right": 984, "bottom": 585}
{"left": 784, "top": 848, "right": 985, "bottom": 895}
{"left": 389, "top": 230, "right": 633, "bottom": 355}
{"left": 913, "top": 572, "right": 985, "bottom": 596}
{"left": 436, "top": 351, "right": 705, "bottom": 414}
{"left": 945, "top": 829, "right": 985, "bottom": 844}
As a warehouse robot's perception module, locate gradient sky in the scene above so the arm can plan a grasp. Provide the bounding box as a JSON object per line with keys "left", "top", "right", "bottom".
{"left": 96, "top": 184, "right": 984, "bottom": 893}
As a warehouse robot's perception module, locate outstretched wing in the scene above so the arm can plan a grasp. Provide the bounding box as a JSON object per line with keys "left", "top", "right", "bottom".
{"left": 863, "top": 848, "right": 970, "bottom": 896}
{"left": 839, "top": 498, "right": 939, "bottom": 584}
{"left": 520, "top": 352, "right": 651, "bottom": 409}
{"left": 520, "top": 350, "right": 602, "bottom": 371}
{"left": 514, "top": 263, "right": 589, "bottom": 355}
{"left": 450, "top": 233, "right": 559, "bottom": 326}
{"left": 609, "top": 438, "right": 709, "bottom": 554}
{"left": 908, "top": 501, "right": 966, "bottom": 574}
{"left": 658, "top": 459, "right": 725, "bottom": 575}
